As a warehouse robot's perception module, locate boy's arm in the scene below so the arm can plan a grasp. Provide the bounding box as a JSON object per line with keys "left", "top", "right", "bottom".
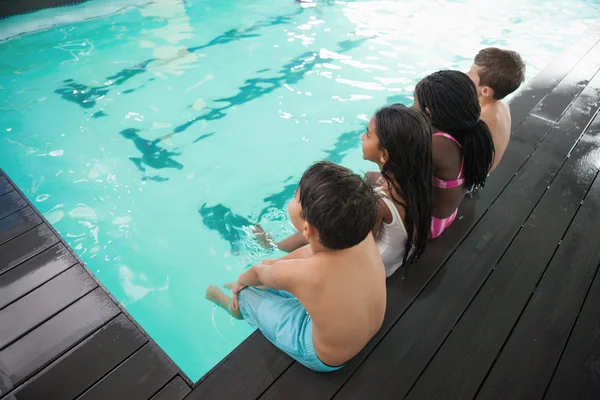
{"left": 274, "top": 244, "right": 313, "bottom": 262}
{"left": 237, "top": 260, "right": 297, "bottom": 290}
{"left": 276, "top": 232, "right": 308, "bottom": 253}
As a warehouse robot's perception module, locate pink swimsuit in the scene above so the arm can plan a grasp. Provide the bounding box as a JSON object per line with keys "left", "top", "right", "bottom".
{"left": 431, "top": 133, "right": 465, "bottom": 238}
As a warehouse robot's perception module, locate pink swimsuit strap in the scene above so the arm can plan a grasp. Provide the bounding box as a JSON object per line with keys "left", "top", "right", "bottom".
{"left": 433, "top": 133, "right": 465, "bottom": 189}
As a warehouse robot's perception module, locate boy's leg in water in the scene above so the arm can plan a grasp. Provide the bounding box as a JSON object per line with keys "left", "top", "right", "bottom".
{"left": 206, "top": 285, "right": 243, "bottom": 319}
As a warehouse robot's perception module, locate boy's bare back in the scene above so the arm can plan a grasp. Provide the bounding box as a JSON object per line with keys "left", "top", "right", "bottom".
{"left": 468, "top": 47, "right": 525, "bottom": 173}
{"left": 276, "top": 234, "right": 386, "bottom": 366}
{"left": 481, "top": 100, "right": 511, "bottom": 172}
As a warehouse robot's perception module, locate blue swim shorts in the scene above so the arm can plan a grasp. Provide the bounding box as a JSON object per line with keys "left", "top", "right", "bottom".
{"left": 238, "top": 287, "right": 343, "bottom": 373}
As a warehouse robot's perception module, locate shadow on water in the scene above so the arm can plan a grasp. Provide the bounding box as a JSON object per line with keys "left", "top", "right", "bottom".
{"left": 54, "top": 59, "right": 152, "bottom": 108}
{"left": 120, "top": 128, "right": 183, "bottom": 182}
{"left": 196, "top": 94, "right": 403, "bottom": 251}
{"left": 171, "top": 37, "right": 370, "bottom": 136}
{"left": 52, "top": 6, "right": 374, "bottom": 250}
{"left": 119, "top": 128, "right": 215, "bottom": 181}
{"left": 53, "top": 8, "right": 306, "bottom": 109}
{"left": 198, "top": 204, "right": 254, "bottom": 254}
{"left": 187, "top": 8, "right": 304, "bottom": 53}
{"left": 196, "top": 126, "right": 364, "bottom": 251}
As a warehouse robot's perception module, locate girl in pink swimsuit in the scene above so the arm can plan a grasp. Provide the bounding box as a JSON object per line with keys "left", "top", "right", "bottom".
{"left": 414, "top": 70, "right": 495, "bottom": 238}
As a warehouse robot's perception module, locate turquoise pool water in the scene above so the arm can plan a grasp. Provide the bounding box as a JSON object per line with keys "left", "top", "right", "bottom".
{"left": 1, "top": 0, "right": 599, "bottom": 381}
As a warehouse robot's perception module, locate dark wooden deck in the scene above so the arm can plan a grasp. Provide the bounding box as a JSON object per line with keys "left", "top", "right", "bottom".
{"left": 0, "top": 0, "right": 88, "bottom": 19}
{"left": 1, "top": 19, "right": 600, "bottom": 400}
{"left": 0, "top": 183, "right": 191, "bottom": 398}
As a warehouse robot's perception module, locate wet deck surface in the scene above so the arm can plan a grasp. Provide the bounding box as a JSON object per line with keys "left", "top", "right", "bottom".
{"left": 1, "top": 19, "right": 600, "bottom": 400}
{"left": 0, "top": 183, "right": 191, "bottom": 398}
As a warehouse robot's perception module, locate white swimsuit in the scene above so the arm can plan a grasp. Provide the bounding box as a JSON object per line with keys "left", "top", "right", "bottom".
{"left": 374, "top": 188, "right": 409, "bottom": 278}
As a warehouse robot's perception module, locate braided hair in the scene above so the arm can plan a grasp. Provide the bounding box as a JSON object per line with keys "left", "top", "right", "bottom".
{"left": 415, "top": 70, "right": 495, "bottom": 190}
{"left": 374, "top": 104, "right": 434, "bottom": 264}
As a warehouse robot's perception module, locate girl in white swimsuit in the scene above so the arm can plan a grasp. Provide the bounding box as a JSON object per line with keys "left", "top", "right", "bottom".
{"left": 362, "top": 104, "right": 434, "bottom": 276}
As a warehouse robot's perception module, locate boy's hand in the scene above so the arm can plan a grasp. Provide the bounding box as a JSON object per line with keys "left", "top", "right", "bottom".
{"left": 262, "top": 258, "right": 277, "bottom": 265}
{"left": 225, "top": 282, "right": 246, "bottom": 310}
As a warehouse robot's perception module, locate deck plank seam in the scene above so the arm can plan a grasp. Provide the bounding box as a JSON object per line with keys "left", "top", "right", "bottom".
{"left": 0, "top": 219, "right": 45, "bottom": 247}
{"left": 0, "top": 260, "right": 80, "bottom": 312}
{"left": 471, "top": 155, "right": 600, "bottom": 400}
{"left": 531, "top": 65, "right": 600, "bottom": 124}
{"left": 403, "top": 123, "right": 599, "bottom": 399}
{"left": 509, "top": 35, "right": 600, "bottom": 133}
{"left": 565, "top": 110, "right": 600, "bottom": 157}
{"left": 0, "top": 235, "right": 61, "bottom": 279}
{"left": 0, "top": 312, "right": 125, "bottom": 400}
{"left": 541, "top": 259, "right": 600, "bottom": 399}
{"left": 69, "top": 320, "right": 148, "bottom": 400}
{"left": 402, "top": 203, "right": 539, "bottom": 399}
{"left": 0, "top": 265, "right": 99, "bottom": 352}
{"left": 150, "top": 374, "right": 193, "bottom": 399}
{"left": 253, "top": 359, "right": 296, "bottom": 400}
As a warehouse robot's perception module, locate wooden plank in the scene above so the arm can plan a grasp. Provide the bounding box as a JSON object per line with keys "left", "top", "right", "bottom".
{"left": 329, "top": 71, "right": 600, "bottom": 400}
{"left": 187, "top": 331, "right": 292, "bottom": 400}
{"left": 0, "top": 265, "right": 97, "bottom": 350}
{"left": 0, "top": 176, "right": 12, "bottom": 197}
{"left": 0, "top": 0, "right": 87, "bottom": 18}
{"left": 476, "top": 163, "right": 600, "bottom": 399}
{"left": 545, "top": 254, "right": 600, "bottom": 400}
{"left": 0, "top": 243, "right": 76, "bottom": 310}
{"left": 508, "top": 20, "right": 600, "bottom": 130}
{"left": 0, "top": 191, "right": 26, "bottom": 220}
{"left": 8, "top": 314, "right": 147, "bottom": 400}
{"left": 77, "top": 343, "right": 178, "bottom": 400}
{"left": 256, "top": 112, "right": 552, "bottom": 400}
{"left": 530, "top": 42, "right": 600, "bottom": 122}
{"left": 0, "top": 207, "right": 42, "bottom": 246}
{"left": 0, "top": 224, "right": 59, "bottom": 275}
{"left": 531, "top": 83, "right": 587, "bottom": 122}
{"left": 151, "top": 376, "right": 191, "bottom": 400}
{"left": 406, "top": 114, "right": 600, "bottom": 400}
{"left": 0, "top": 288, "right": 120, "bottom": 393}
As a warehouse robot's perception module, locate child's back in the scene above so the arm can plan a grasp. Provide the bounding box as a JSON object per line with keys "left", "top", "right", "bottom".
{"left": 481, "top": 100, "right": 511, "bottom": 171}
{"left": 207, "top": 160, "right": 385, "bottom": 371}
{"left": 468, "top": 48, "right": 526, "bottom": 172}
{"left": 288, "top": 232, "right": 385, "bottom": 366}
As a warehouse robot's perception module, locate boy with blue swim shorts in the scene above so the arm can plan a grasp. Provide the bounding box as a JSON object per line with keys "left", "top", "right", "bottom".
{"left": 206, "top": 161, "right": 386, "bottom": 372}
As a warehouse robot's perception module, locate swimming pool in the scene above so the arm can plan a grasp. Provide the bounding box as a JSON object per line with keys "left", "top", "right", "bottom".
{"left": 0, "top": 0, "right": 598, "bottom": 382}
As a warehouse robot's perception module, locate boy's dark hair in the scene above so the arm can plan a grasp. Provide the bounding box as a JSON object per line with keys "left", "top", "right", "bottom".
{"left": 298, "top": 161, "right": 377, "bottom": 250}
{"left": 474, "top": 47, "right": 526, "bottom": 100}
{"left": 415, "top": 70, "right": 495, "bottom": 190}
{"left": 374, "top": 104, "right": 433, "bottom": 264}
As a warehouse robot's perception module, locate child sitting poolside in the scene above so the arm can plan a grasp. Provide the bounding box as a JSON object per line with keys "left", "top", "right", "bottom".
{"left": 206, "top": 161, "right": 386, "bottom": 372}
{"left": 413, "top": 70, "right": 495, "bottom": 238}
{"left": 467, "top": 47, "right": 526, "bottom": 173}
{"left": 361, "top": 104, "right": 434, "bottom": 276}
